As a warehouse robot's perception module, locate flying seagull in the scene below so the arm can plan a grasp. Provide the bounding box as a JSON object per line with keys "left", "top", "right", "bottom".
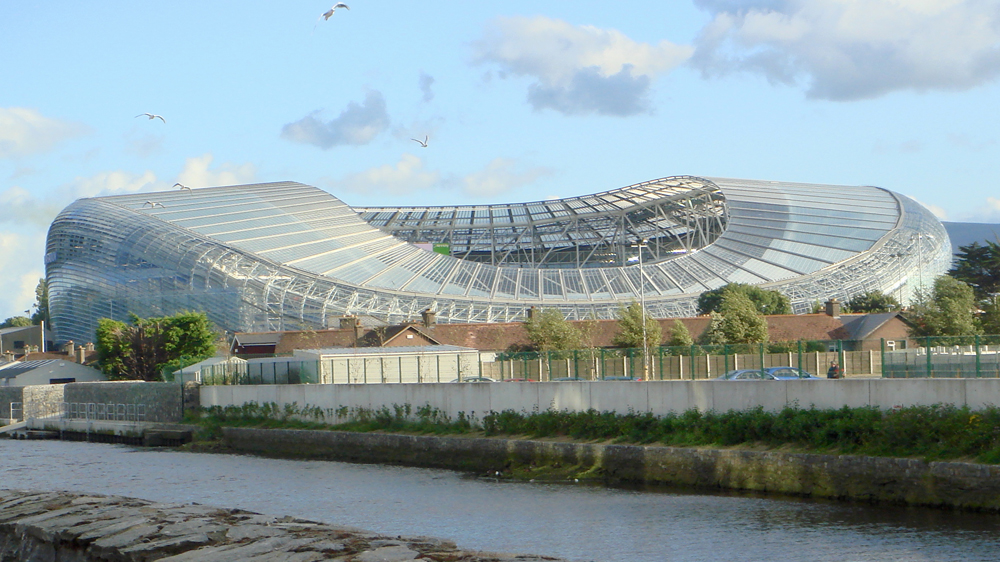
{"left": 135, "top": 113, "right": 165, "bottom": 123}
{"left": 411, "top": 135, "right": 429, "bottom": 148}
{"left": 142, "top": 201, "right": 166, "bottom": 208}
{"left": 321, "top": 3, "right": 349, "bottom": 20}
{"left": 173, "top": 183, "right": 192, "bottom": 191}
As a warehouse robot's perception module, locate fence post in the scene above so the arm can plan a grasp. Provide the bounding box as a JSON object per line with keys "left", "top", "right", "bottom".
{"left": 925, "top": 336, "right": 933, "bottom": 378}
{"left": 976, "top": 334, "right": 982, "bottom": 378}
{"left": 658, "top": 346, "right": 664, "bottom": 380}
{"left": 599, "top": 348, "right": 605, "bottom": 380}
{"left": 837, "top": 340, "right": 845, "bottom": 376}
{"left": 689, "top": 345, "right": 696, "bottom": 380}
{"left": 724, "top": 344, "right": 730, "bottom": 373}
{"left": 880, "top": 338, "right": 885, "bottom": 378}
{"left": 797, "top": 340, "right": 803, "bottom": 372}
{"left": 759, "top": 342, "right": 765, "bottom": 371}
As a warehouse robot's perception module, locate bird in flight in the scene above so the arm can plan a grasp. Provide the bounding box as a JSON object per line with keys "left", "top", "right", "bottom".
{"left": 135, "top": 113, "right": 165, "bottom": 123}
{"left": 142, "top": 201, "right": 166, "bottom": 208}
{"left": 173, "top": 183, "right": 192, "bottom": 191}
{"left": 321, "top": 3, "right": 349, "bottom": 20}
{"left": 411, "top": 135, "right": 429, "bottom": 148}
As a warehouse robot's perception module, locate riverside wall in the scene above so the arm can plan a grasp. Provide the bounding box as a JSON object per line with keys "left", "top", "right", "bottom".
{"left": 200, "top": 378, "right": 1000, "bottom": 421}
{"left": 222, "top": 427, "right": 1000, "bottom": 512}
{"left": 0, "top": 490, "right": 562, "bottom": 562}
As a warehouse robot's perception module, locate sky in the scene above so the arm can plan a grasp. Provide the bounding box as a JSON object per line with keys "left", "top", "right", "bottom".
{"left": 2, "top": 0, "right": 1000, "bottom": 321}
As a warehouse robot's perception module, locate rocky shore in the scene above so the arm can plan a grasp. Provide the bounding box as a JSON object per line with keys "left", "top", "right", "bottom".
{"left": 0, "top": 490, "right": 567, "bottom": 562}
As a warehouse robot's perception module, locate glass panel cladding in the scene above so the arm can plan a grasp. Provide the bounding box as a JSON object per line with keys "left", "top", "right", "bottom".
{"left": 45, "top": 178, "right": 951, "bottom": 342}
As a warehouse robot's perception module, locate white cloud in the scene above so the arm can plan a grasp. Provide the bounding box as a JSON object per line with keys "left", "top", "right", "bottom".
{"left": 461, "top": 158, "right": 552, "bottom": 198}
{"left": 419, "top": 73, "right": 435, "bottom": 102}
{"left": 328, "top": 154, "right": 440, "bottom": 196}
{"left": 0, "top": 107, "right": 89, "bottom": 159}
{"left": 0, "top": 231, "right": 47, "bottom": 321}
{"left": 281, "top": 91, "right": 390, "bottom": 149}
{"left": 0, "top": 186, "right": 63, "bottom": 227}
{"left": 692, "top": 0, "right": 1000, "bottom": 100}
{"left": 912, "top": 196, "right": 948, "bottom": 220}
{"left": 473, "top": 16, "right": 693, "bottom": 116}
{"left": 176, "top": 153, "right": 256, "bottom": 188}
{"left": 68, "top": 170, "right": 159, "bottom": 199}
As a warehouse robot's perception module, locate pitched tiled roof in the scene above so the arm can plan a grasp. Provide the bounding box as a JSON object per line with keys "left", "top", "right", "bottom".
{"left": 234, "top": 312, "right": 907, "bottom": 354}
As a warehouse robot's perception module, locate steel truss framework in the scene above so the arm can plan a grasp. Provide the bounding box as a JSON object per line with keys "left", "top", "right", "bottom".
{"left": 356, "top": 176, "right": 727, "bottom": 268}
{"left": 45, "top": 177, "right": 952, "bottom": 344}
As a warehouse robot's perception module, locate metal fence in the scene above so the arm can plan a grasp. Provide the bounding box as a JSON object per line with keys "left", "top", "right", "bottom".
{"left": 495, "top": 341, "right": 876, "bottom": 380}
{"left": 61, "top": 402, "right": 147, "bottom": 422}
{"left": 882, "top": 336, "right": 1000, "bottom": 378}
{"left": 201, "top": 360, "right": 319, "bottom": 385}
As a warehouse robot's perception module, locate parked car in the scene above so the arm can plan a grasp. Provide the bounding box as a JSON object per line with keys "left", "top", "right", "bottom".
{"left": 551, "top": 377, "right": 585, "bottom": 382}
{"left": 763, "top": 367, "right": 821, "bottom": 380}
{"left": 501, "top": 378, "right": 534, "bottom": 382}
{"left": 449, "top": 376, "right": 496, "bottom": 383}
{"left": 716, "top": 369, "right": 777, "bottom": 380}
{"left": 600, "top": 376, "right": 642, "bottom": 381}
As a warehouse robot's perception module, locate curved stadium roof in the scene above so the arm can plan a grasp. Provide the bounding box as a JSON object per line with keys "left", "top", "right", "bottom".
{"left": 45, "top": 176, "right": 951, "bottom": 343}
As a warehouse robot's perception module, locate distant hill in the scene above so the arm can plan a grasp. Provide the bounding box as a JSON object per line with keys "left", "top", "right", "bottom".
{"left": 943, "top": 222, "right": 1000, "bottom": 253}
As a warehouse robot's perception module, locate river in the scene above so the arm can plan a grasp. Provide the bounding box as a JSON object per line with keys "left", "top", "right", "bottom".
{"left": 2, "top": 439, "right": 999, "bottom": 561}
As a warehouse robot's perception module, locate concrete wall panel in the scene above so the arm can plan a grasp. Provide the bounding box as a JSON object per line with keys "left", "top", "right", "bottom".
{"left": 539, "top": 382, "right": 590, "bottom": 412}
{"left": 710, "top": 381, "right": 788, "bottom": 413}
{"left": 965, "top": 379, "right": 1000, "bottom": 409}
{"left": 200, "top": 379, "right": 1000, "bottom": 422}
{"left": 869, "top": 379, "right": 967, "bottom": 409}
{"left": 589, "top": 382, "right": 648, "bottom": 414}
{"left": 786, "top": 380, "right": 871, "bottom": 410}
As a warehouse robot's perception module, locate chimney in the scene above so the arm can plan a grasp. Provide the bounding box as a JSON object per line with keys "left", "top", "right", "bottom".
{"left": 85, "top": 342, "right": 95, "bottom": 352}
{"left": 339, "top": 316, "right": 359, "bottom": 330}
{"left": 76, "top": 346, "right": 86, "bottom": 364}
{"left": 825, "top": 298, "right": 841, "bottom": 318}
{"left": 421, "top": 309, "right": 436, "bottom": 327}
{"left": 63, "top": 341, "right": 76, "bottom": 356}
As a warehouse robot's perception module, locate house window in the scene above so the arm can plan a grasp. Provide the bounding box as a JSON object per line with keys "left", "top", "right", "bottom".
{"left": 50, "top": 378, "right": 76, "bottom": 384}
{"left": 886, "top": 341, "right": 896, "bottom": 351}
{"left": 13, "top": 340, "right": 24, "bottom": 349}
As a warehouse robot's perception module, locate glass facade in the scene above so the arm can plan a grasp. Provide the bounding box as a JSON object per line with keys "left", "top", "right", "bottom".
{"left": 45, "top": 177, "right": 951, "bottom": 344}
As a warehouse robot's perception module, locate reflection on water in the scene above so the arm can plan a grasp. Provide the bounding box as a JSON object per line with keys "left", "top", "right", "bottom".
{"left": 2, "top": 439, "right": 999, "bottom": 562}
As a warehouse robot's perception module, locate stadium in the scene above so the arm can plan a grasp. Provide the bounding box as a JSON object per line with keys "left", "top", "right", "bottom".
{"left": 45, "top": 176, "right": 952, "bottom": 344}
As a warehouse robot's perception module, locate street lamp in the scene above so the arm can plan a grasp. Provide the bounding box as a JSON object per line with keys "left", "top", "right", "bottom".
{"left": 633, "top": 239, "right": 650, "bottom": 379}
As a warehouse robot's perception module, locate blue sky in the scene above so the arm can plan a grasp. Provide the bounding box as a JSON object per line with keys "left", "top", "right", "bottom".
{"left": 2, "top": 1, "right": 1000, "bottom": 320}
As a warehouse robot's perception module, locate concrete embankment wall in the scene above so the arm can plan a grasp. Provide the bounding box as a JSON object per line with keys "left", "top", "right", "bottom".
{"left": 0, "top": 490, "right": 558, "bottom": 562}
{"left": 3, "top": 381, "right": 190, "bottom": 425}
{"left": 201, "top": 378, "right": 1000, "bottom": 420}
{"left": 223, "top": 427, "right": 1000, "bottom": 511}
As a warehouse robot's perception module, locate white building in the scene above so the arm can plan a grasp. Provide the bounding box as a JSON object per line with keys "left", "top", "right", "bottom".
{"left": 0, "top": 360, "right": 106, "bottom": 387}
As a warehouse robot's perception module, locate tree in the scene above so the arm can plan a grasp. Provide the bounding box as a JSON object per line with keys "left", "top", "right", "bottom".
{"left": 666, "top": 320, "right": 693, "bottom": 348}
{"left": 0, "top": 316, "right": 32, "bottom": 328}
{"left": 96, "top": 311, "right": 217, "bottom": 381}
{"left": 700, "top": 291, "right": 769, "bottom": 345}
{"left": 949, "top": 241, "right": 1000, "bottom": 302}
{"left": 846, "top": 291, "right": 900, "bottom": 313}
{"left": 697, "top": 283, "right": 791, "bottom": 316}
{"left": 906, "top": 276, "right": 980, "bottom": 338}
{"left": 612, "top": 301, "right": 662, "bottom": 349}
{"left": 524, "top": 308, "right": 582, "bottom": 351}
{"left": 31, "top": 278, "right": 49, "bottom": 326}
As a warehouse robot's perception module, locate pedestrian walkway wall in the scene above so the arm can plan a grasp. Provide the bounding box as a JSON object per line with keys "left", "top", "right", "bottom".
{"left": 199, "top": 379, "right": 1000, "bottom": 420}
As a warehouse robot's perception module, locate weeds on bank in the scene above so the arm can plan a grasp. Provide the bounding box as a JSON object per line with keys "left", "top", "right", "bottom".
{"left": 188, "top": 402, "right": 1000, "bottom": 464}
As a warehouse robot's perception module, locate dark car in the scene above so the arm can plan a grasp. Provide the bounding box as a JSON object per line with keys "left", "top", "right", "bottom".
{"left": 763, "top": 367, "right": 821, "bottom": 380}
{"left": 551, "top": 377, "right": 585, "bottom": 382}
{"left": 449, "top": 376, "right": 496, "bottom": 383}
{"left": 716, "top": 369, "right": 777, "bottom": 380}
{"left": 600, "top": 376, "right": 642, "bottom": 381}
